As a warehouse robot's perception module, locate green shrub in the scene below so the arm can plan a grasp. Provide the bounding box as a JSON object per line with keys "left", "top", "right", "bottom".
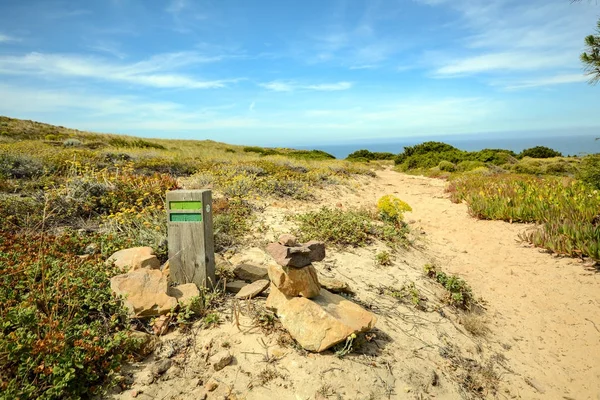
{"left": 288, "top": 150, "right": 335, "bottom": 161}
{"left": 0, "top": 232, "right": 136, "bottom": 399}
{"left": 438, "top": 160, "right": 456, "bottom": 172}
{"left": 63, "top": 139, "right": 82, "bottom": 147}
{"left": 577, "top": 154, "right": 600, "bottom": 189}
{"left": 0, "top": 153, "right": 45, "bottom": 179}
{"left": 296, "top": 207, "right": 408, "bottom": 248}
{"left": 424, "top": 264, "right": 475, "bottom": 310}
{"left": 108, "top": 138, "right": 166, "bottom": 150}
{"left": 519, "top": 146, "right": 562, "bottom": 159}
{"left": 242, "top": 146, "right": 282, "bottom": 156}
{"left": 347, "top": 150, "right": 395, "bottom": 161}
{"left": 456, "top": 160, "right": 486, "bottom": 172}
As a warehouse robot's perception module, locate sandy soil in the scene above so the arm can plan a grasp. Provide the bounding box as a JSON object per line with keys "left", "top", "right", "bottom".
{"left": 109, "top": 169, "right": 600, "bottom": 400}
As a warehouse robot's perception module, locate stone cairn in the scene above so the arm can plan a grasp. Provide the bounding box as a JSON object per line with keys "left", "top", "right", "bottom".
{"left": 265, "top": 234, "right": 377, "bottom": 353}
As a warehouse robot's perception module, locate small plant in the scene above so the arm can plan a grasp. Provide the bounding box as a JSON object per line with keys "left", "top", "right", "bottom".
{"left": 377, "top": 195, "right": 412, "bottom": 225}
{"left": 333, "top": 333, "right": 356, "bottom": 358}
{"left": 203, "top": 312, "right": 220, "bottom": 327}
{"left": 461, "top": 314, "right": 490, "bottom": 337}
{"left": 376, "top": 251, "right": 393, "bottom": 266}
{"left": 424, "top": 264, "right": 475, "bottom": 310}
{"left": 438, "top": 160, "right": 457, "bottom": 172}
{"left": 63, "top": 138, "right": 82, "bottom": 147}
{"left": 383, "top": 282, "right": 425, "bottom": 309}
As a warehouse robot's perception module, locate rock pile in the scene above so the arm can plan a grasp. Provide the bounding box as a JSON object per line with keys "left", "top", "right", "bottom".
{"left": 265, "top": 235, "right": 377, "bottom": 352}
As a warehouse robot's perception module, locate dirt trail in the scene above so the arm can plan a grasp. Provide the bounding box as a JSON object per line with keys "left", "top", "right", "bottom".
{"left": 364, "top": 169, "right": 600, "bottom": 399}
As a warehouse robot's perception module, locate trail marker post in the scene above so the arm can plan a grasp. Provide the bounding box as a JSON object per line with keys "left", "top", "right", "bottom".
{"left": 166, "top": 189, "right": 215, "bottom": 289}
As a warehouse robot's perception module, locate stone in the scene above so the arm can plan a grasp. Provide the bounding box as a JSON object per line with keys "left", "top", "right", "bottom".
{"left": 129, "top": 330, "right": 160, "bottom": 359}
{"left": 233, "top": 263, "right": 269, "bottom": 282}
{"left": 278, "top": 234, "right": 298, "bottom": 247}
{"left": 152, "top": 315, "right": 171, "bottom": 336}
{"left": 168, "top": 283, "right": 200, "bottom": 307}
{"left": 161, "top": 261, "right": 170, "bottom": 279}
{"left": 228, "top": 247, "right": 268, "bottom": 266}
{"left": 318, "top": 276, "right": 353, "bottom": 295}
{"left": 266, "top": 242, "right": 311, "bottom": 268}
{"left": 266, "top": 285, "right": 377, "bottom": 352}
{"left": 107, "top": 247, "right": 161, "bottom": 272}
{"left": 225, "top": 280, "right": 247, "bottom": 294}
{"left": 150, "top": 359, "right": 172, "bottom": 376}
{"left": 235, "top": 279, "right": 270, "bottom": 299}
{"left": 205, "top": 378, "right": 218, "bottom": 391}
{"left": 210, "top": 350, "right": 233, "bottom": 371}
{"left": 268, "top": 264, "right": 321, "bottom": 298}
{"left": 305, "top": 240, "right": 326, "bottom": 262}
{"left": 110, "top": 269, "right": 178, "bottom": 318}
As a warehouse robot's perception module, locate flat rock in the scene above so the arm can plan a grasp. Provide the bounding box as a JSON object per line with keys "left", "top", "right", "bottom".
{"left": 150, "top": 359, "right": 172, "bottom": 376}
{"left": 233, "top": 263, "right": 268, "bottom": 282}
{"left": 110, "top": 269, "right": 178, "bottom": 318}
{"left": 268, "top": 264, "right": 321, "bottom": 298}
{"left": 168, "top": 283, "right": 200, "bottom": 307}
{"left": 107, "top": 247, "right": 160, "bottom": 272}
{"left": 266, "top": 285, "right": 377, "bottom": 352}
{"left": 228, "top": 247, "right": 268, "bottom": 266}
{"left": 210, "top": 350, "right": 233, "bottom": 371}
{"left": 266, "top": 242, "right": 312, "bottom": 268}
{"left": 278, "top": 233, "right": 298, "bottom": 246}
{"left": 226, "top": 280, "right": 247, "bottom": 294}
{"left": 129, "top": 330, "right": 160, "bottom": 359}
{"left": 235, "top": 279, "right": 270, "bottom": 299}
{"left": 319, "top": 276, "right": 353, "bottom": 295}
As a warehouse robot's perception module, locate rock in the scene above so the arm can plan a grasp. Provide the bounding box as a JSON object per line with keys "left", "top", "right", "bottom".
{"left": 233, "top": 263, "right": 269, "bottom": 282}
{"left": 150, "top": 359, "right": 172, "bottom": 376}
{"left": 235, "top": 279, "right": 270, "bottom": 299}
{"left": 190, "top": 388, "right": 208, "bottom": 400}
{"left": 152, "top": 315, "right": 171, "bottom": 336}
{"left": 84, "top": 243, "right": 98, "bottom": 255}
{"left": 107, "top": 247, "right": 161, "bottom": 272}
{"left": 205, "top": 378, "right": 218, "bottom": 391}
{"left": 305, "top": 240, "right": 326, "bottom": 262}
{"left": 266, "top": 285, "right": 377, "bottom": 352}
{"left": 129, "top": 331, "right": 160, "bottom": 359}
{"left": 161, "top": 261, "right": 170, "bottom": 279}
{"left": 319, "top": 276, "right": 353, "bottom": 295}
{"left": 225, "top": 280, "right": 247, "bottom": 294}
{"left": 268, "top": 264, "right": 320, "bottom": 298}
{"left": 210, "top": 350, "right": 233, "bottom": 371}
{"left": 266, "top": 243, "right": 312, "bottom": 268}
{"left": 168, "top": 283, "right": 200, "bottom": 307}
{"left": 110, "top": 269, "right": 178, "bottom": 318}
{"left": 278, "top": 234, "right": 298, "bottom": 247}
{"left": 228, "top": 247, "right": 268, "bottom": 266}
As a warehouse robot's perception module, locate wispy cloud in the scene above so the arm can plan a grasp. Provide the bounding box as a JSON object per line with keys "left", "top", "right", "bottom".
{"left": 435, "top": 52, "right": 572, "bottom": 76}
{"left": 260, "top": 80, "right": 353, "bottom": 92}
{"left": 0, "top": 33, "right": 19, "bottom": 43}
{"left": 0, "top": 52, "right": 234, "bottom": 89}
{"left": 503, "top": 73, "right": 588, "bottom": 90}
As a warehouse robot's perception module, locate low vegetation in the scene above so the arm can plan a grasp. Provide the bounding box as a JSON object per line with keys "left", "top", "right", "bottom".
{"left": 447, "top": 174, "right": 600, "bottom": 261}
{"left": 424, "top": 264, "right": 475, "bottom": 310}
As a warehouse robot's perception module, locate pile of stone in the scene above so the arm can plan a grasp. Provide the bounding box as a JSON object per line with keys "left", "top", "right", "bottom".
{"left": 265, "top": 234, "right": 377, "bottom": 352}
{"left": 108, "top": 247, "right": 199, "bottom": 318}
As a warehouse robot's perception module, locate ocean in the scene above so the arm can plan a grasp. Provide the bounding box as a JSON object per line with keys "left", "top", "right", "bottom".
{"left": 298, "top": 134, "right": 600, "bottom": 159}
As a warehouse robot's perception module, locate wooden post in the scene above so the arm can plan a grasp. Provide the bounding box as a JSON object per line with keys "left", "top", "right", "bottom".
{"left": 166, "top": 190, "right": 215, "bottom": 289}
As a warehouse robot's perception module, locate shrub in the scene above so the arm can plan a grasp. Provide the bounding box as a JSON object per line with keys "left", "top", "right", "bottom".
{"left": 577, "top": 154, "right": 600, "bottom": 189}
{"left": 519, "top": 146, "right": 562, "bottom": 159}
{"left": 288, "top": 150, "right": 335, "bottom": 161}
{"left": 63, "top": 139, "right": 82, "bottom": 147}
{"left": 456, "top": 160, "right": 486, "bottom": 172}
{"left": 242, "top": 146, "right": 281, "bottom": 156}
{"left": 296, "top": 207, "right": 408, "bottom": 248}
{"left": 377, "top": 195, "right": 412, "bottom": 224}
{"left": 0, "top": 153, "right": 45, "bottom": 179}
{"left": 108, "top": 138, "right": 166, "bottom": 150}
{"left": 347, "top": 150, "right": 395, "bottom": 161}
{"left": 438, "top": 160, "right": 456, "bottom": 172}
{"left": 424, "top": 264, "right": 475, "bottom": 310}
{"left": 0, "top": 232, "right": 136, "bottom": 399}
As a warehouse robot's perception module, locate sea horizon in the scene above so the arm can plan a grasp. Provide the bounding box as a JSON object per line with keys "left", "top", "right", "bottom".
{"left": 297, "top": 134, "right": 600, "bottom": 159}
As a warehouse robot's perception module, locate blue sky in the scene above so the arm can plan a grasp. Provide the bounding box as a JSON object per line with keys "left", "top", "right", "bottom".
{"left": 0, "top": 0, "right": 598, "bottom": 146}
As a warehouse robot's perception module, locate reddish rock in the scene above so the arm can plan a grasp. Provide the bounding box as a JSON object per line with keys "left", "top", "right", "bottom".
{"left": 306, "top": 240, "right": 326, "bottom": 262}
{"left": 266, "top": 243, "right": 311, "bottom": 268}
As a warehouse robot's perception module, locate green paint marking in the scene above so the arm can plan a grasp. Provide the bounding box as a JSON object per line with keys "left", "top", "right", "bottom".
{"left": 169, "top": 201, "right": 202, "bottom": 210}
{"left": 170, "top": 213, "right": 202, "bottom": 222}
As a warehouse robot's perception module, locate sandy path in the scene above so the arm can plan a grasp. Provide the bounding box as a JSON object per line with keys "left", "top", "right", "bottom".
{"left": 363, "top": 169, "right": 600, "bottom": 399}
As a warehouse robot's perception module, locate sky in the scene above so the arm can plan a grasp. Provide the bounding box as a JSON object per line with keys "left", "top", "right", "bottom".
{"left": 0, "top": 0, "right": 598, "bottom": 146}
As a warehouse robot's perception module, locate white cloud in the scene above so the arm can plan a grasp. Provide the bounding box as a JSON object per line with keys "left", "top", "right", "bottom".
{"left": 249, "top": 101, "right": 255, "bottom": 111}
{"left": 427, "top": 0, "right": 598, "bottom": 80}
{"left": 503, "top": 73, "right": 588, "bottom": 90}
{"left": 435, "top": 52, "right": 572, "bottom": 76}
{"left": 0, "top": 33, "right": 18, "bottom": 43}
{"left": 260, "top": 80, "right": 353, "bottom": 92}
{"left": 0, "top": 52, "right": 232, "bottom": 89}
